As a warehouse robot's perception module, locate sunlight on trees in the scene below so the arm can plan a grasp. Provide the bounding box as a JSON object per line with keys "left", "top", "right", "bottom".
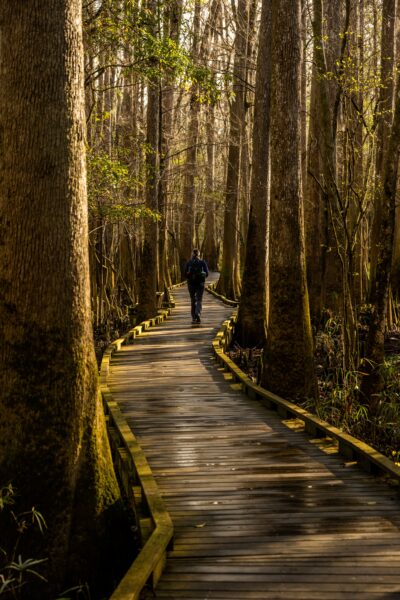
{"left": 2, "top": 0, "right": 400, "bottom": 596}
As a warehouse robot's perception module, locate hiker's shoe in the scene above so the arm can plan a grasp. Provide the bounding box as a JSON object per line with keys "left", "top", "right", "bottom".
{"left": 196, "top": 315, "right": 201, "bottom": 323}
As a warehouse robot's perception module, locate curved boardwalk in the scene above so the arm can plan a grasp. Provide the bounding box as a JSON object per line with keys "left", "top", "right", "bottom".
{"left": 109, "top": 277, "right": 400, "bottom": 599}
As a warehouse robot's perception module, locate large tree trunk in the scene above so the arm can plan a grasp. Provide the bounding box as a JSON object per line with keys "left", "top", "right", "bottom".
{"left": 310, "top": 0, "right": 352, "bottom": 319}
{"left": 370, "top": 0, "right": 396, "bottom": 297}
{"left": 261, "top": 0, "right": 317, "bottom": 403}
{"left": 179, "top": 0, "right": 201, "bottom": 278}
{"left": 235, "top": 0, "right": 271, "bottom": 348}
{"left": 391, "top": 0, "right": 400, "bottom": 295}
{"left": 351, "top": 0, "right": 366, "bottom": 307}
{"left": 300, "top": 0, "right": 308, "bottom": 191}
{"left": 180, "top": 91, "right": 200, "bottom": 277}
{"left": 238, "top": 0, "right": 257, "bottom": 278}
{"left": 0, "top": 1, "right": 121, "bottom": 596}
{"left": 305, "top": 44, "right": 325, "bottom": 322}
{"left": 320, "top": 0, "right": 344, "bottom": 314}
{"left": 158, "top": 0, "right": 182, "bottom": 290}
{"left": 217, "top": 0, "right": 249, "bottom": 299}
{"left": 137, "top": 0, "right": 160, "bottom": 321}
{"left": 306, "top": 0, "right": 340, "bottom": 320}
{"left": 203, "top": 101, "right": 220, "bottom": 270}
{"left": 201, "top": 0, "right": 222, "bottom": 270}
{"left": 360, "top": 68, "right": 400, "bottom": 410}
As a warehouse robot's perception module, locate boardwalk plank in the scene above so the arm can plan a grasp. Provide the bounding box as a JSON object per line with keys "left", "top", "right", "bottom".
{"left": 109, "top": 275, "right": 400, "bottom": 599}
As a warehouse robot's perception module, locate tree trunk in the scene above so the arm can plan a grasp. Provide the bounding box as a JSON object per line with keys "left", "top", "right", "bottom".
{"left": 203, "top": 101, "right": 220, "bottom": 269}
{"left": 137, "top": 0, "right": 160, "bottom": 321}
{"left": 320, "top": 0, "right": 344, "bottom": 314}
{"left": 159, "top": 0, "right": 182, "bottom": 289}
{"left": 370, "top": 0, "right": 396, "bottom": 297}
{"left": 0, "top": 1, "right": 121, "bottom": 595}
{"left": 217, "top": 0, "right": 249, "bottom": 299}
{"left": 238, "top": 0, "right": 257, "bottom": 278}
{"left": 391, "top": 0, "right": 400, "bottom": 296}
{"left": 305, "top": 39, "right": 325, "bottom": 322}
{"left": 235, "top": 0, "right": 271, "bottom": 348}
{"left": 179, "top": 0, "right": 201, "bottom": 278}
{"left": 306, "top": 0, "right": 342, "bottom": 320}
{"left": 301, "top": 0, "right": 308, "bottom": 191}
{"left": 261, "top": 0, "right": 317, "bottom": 403}
{"left": 351, "top": 0, "right": 366, "bottom": 307}
{"left": 360, "top": 68, "right": 400, "bottom": 410}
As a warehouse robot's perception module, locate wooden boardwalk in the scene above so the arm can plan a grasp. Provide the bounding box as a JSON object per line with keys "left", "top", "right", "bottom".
{"left": 109, "top": 277, "right": 400, "bottom": 599}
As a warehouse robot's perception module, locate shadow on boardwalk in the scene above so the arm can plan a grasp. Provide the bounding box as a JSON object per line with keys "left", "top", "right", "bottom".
{"left": 109, "top": 277, "right": 400, "bottom": 599}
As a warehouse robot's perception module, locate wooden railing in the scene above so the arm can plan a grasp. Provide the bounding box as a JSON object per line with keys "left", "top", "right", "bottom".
{"left": 206, "top": 282, "right": 238, "bottom": 307}
{"left": 208, "top": 291, "right": 400, "bottom": 484}
{"left": 100, "top": 287, "right": 184, "bottom": 600}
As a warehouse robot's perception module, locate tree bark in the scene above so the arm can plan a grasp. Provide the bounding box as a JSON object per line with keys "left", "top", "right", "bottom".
{"left": 217, "top": 0, "right": 249, "bottom": 299}
{"left": 300, "top": 0, "right": 308, "bottom": 191}
{"left": 158, "top": 0, "right": 183, "bottom": 290}
{"left": 179, "top": 0, "right": 201, "bottom": 278}
{"left": 203, "top": 101, "right": 220, "bottom": 269}
{"left": 391, "top": 0, "right": 400, "bottom": 295}
{"left": 235, "top": 0, "right": 271, "bottom": 348}
{"left": 137, "top": 0, "right": 160, "bottom": 321}
{"left": 370, "top": 0, "right": 396, "bottom": 298}
{"left": 351, "top": 0, "right": 366, "bottom": 307}
{"left": 261, "top": 0, "right": 317, "bottom": 403}
{"left": 0, "top": 1, "right": 121, "bottom": 595}
{"left": 306, "top": 0, "right": 341, "bottom": 320}
{"left": 203, "top": 0, "right": 222, "bottom": 270}
{"left": 360, "top": 67, "right": 400, "bottom": 410}
{"left": 321, "top": 0, "right": 344, "bottom": 314}
{"left": 305, "top": 37, "right": 325, "bottom": 321}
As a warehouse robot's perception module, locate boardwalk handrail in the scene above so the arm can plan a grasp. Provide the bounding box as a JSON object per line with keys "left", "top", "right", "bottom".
{"left": 99, "top": 291, "right": 183, "bottom": 599}
{"left": 208, "top": 293, "right": 400, "bottom": 484}
{"left": 207, "top": 282, "right": 239, "bottom": 306}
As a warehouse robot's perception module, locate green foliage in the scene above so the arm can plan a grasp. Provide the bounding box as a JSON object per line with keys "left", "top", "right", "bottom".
{"left": 0, "top": 485, "right": 47, "bottom": 598}
{"left": 87, "top": 150, "right": 160, "bottom": 224}
{"left": 98, "top": 204, "right": 161, "bottom": 223}
{"left": 0, "top": 485, "right": 14, "bottom": 512}
{"left": 84, "top": 0, "right": 223, "bottom": 103}
{"left": 55, "top": 583, "right": 91, "bottom": 600}
{"left": 0, "top": 487, "right": 93, "bottom": 599}
{"left": 311, "top": 318, "right": 400, "bottom": 461}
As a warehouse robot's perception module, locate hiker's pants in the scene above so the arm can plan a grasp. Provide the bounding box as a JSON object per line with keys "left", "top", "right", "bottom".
{"left": 188, "top": 283, "right": 205, "bottom": 318}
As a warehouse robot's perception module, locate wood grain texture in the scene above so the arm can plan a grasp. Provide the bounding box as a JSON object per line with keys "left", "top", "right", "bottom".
{"left": 109, "top": 275, "right": 400, "bottom": 599}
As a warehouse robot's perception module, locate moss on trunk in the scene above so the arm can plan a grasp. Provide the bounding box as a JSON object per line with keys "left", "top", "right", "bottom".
{"left": 0, "top": 2, "right": 125, "bottom": 596}
{"left": 261, "top": 0, "right": 317, "bottom": 403}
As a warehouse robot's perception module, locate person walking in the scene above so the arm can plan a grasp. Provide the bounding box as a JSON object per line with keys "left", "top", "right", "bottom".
{"left": 185, "top": 248, "right": 209, "bottom": 323}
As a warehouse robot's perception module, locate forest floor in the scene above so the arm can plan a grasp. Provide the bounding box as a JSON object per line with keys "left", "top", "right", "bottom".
{"left": 228, "top": 329, "right": 400, "bottom": 464}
